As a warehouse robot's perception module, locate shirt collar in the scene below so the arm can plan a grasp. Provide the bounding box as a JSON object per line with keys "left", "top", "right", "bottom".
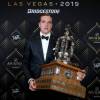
{"left": 40, "top": 32, "right": 51, "bottom": 38}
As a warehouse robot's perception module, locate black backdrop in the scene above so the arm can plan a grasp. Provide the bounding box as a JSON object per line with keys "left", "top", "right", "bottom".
{"left": 0, "top": 0, "right": 100, "bottom": 100}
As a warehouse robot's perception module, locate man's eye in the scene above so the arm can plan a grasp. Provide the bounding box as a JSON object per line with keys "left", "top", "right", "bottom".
{"left": 41, "top": 21, "right": 45, "bottom": 23}
{"left": 48, "top": 21, "right": 52, "bottom": 24}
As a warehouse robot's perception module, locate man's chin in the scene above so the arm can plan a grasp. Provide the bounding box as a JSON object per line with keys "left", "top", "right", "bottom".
{"left": 42, "top": 31, "right": 50, "bottom": 34}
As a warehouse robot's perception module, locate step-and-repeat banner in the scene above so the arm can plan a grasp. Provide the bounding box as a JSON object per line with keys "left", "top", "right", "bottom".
{"left": 0, "top": 0, "right": 100, "bottom": 100}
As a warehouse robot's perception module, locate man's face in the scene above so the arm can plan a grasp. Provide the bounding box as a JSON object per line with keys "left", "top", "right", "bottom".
{"left": 39, "top": 16, "right": 52, "bottom": 34}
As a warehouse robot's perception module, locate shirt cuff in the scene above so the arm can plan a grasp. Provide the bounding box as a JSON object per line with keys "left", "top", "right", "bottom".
{"left": 28, "top": 78, "right": 35, "bottom": 84}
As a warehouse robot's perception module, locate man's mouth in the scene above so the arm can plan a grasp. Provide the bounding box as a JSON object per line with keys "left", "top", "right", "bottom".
{"left": 44, "top": 28, "right": 48, "bottom": 30}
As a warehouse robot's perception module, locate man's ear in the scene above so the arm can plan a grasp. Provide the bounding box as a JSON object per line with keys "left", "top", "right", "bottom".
{"left": 38, "top": 22, "right": 40, "bottom": 28}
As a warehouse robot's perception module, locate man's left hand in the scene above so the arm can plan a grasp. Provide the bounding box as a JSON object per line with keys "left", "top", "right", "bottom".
{"left": 77, "top": 70, "right": 86, "bottom": 81}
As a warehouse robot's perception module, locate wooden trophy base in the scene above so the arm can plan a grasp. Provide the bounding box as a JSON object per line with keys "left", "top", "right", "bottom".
{"left": 36, "top": 61, "right": 86, "bottom": 98}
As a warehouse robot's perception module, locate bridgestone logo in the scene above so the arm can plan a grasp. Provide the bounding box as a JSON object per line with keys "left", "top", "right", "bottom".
{"left": 27, "top": 9, "right": 60, "bottom": 14}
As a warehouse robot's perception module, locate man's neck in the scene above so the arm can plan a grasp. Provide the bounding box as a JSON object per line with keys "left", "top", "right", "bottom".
{"left": 40, "top": 31, "right": 51, "bottom": 37}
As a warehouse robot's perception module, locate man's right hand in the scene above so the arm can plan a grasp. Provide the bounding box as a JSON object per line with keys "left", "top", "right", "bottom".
{"left": 29, "top": 79, "right": 37, "bottom": 91}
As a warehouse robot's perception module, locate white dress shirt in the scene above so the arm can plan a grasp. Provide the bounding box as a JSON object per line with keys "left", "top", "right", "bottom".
{"left": 40, "top": 32, "right": 51, "bottom": 61}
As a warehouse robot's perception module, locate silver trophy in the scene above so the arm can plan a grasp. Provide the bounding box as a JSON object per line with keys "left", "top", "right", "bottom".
{"left": 54, "top": 25, "right": 74, "bottom": 64}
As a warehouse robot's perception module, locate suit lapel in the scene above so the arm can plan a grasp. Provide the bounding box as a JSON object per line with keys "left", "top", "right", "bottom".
{"left": 46, "top": 34, "right": 55, "bottom": 62}
{"left": 33, "top": 33, "right": 44, "bottom": 63}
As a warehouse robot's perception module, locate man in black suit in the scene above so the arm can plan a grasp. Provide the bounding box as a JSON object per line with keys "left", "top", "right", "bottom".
{"left": 23, "top": 13, "right": 57, "bottom": 91}
{"left": 23, "top": 13, "right": 86, "bottom": 94}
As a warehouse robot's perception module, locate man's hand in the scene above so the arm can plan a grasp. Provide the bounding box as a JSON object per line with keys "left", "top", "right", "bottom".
{"left": 77, "top": 70, "right": 86, "bottom": 81}
{"left": 29, "top": 79, "right": 37, "bottom": 91}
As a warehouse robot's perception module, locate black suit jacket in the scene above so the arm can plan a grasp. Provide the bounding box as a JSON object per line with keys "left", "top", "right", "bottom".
{"left": 23, "top": 31, "right": 57, "bottom": 81}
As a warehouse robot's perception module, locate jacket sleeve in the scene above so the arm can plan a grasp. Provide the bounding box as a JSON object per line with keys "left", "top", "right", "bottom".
{"left": 22, "top": 39, "right": 41, "bottom": 82}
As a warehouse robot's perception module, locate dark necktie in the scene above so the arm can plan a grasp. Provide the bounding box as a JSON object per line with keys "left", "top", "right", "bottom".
{"left": 41, "top": 35, "right": 49, "bottom": 40}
